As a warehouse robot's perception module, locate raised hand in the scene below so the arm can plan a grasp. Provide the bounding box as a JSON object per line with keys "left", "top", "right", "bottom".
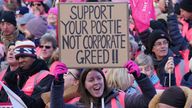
{"left": 53, "top": 61, "right": 68, "bottom": 80}
{"left": 124, "top": 60, "right": 141, "bottom": 78}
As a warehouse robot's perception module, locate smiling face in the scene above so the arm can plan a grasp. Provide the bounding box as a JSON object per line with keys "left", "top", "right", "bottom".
{"left": 47, "top": 13, "right": 57, "bottom": 25}
{"left": 17, "top": 56, "right": 35, "bottom": 70}
{"left": 85, "top": 70, "right": 104, "bottom": 98}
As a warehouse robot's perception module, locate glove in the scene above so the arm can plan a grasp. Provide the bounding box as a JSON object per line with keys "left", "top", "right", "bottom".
{"left": 124, "top": 60, "right": 141, "bottom": 78}
{"left": 53, "top": 61, "right": 68, "bottom": 80}
{"left": 4, "top": 71, "right": 19, "bottom": 92}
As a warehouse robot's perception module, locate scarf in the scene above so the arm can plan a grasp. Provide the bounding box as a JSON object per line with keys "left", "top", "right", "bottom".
{"left": 151, "top": 49, "right": 180, "bottom": 85}
{"left": 17, "top": 59, "right": 49, "bottom": 88}
{"left": 0, "top": 29, "right": 19, "bottom": 49}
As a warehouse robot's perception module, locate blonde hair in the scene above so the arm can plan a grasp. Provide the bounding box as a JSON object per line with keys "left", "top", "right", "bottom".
{"left": 49, "top": 47, "right": 59, "bottom": 64}
{"left": 106, "top": 68, "right": 134, "bottom": 91}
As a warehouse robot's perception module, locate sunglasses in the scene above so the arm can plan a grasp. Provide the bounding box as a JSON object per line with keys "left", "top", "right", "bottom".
{"left": 31, "top": 3, "right": 42, "bottom": 7}
{"left": 39, "top": 45, "right": 51, "bottom": 49}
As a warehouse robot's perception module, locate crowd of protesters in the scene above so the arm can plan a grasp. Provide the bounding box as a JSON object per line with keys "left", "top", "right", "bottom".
{"left": 0, "top": 0, "right": 192, "bottom": 108}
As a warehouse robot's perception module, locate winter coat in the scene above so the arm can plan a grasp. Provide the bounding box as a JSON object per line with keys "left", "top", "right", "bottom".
{"left": 185, "top": 20, "right": 192, "bottom": 59}
{"left": 139, "top": 14, "right": 188, "bottom": 87}
{"left": 181, "top": 71, "right": 192, "bottom": 88}
{"left": 0, "top": 67, "right": 10, "bottom": 102}
{"left": 50, "top": 74, "right": 156, "bottom": 108}
{"left": 3, "top": 59, "right": 54, "bottom": 108}
{"left": 0, "top": 29, "right": 25, "bottom": 49}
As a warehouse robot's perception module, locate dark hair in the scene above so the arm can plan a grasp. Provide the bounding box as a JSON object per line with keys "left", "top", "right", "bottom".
{"left": 40, "top": 2, "right": 49, "bottom": 13}
{"left": 30, "top": 1, "right": 49, "bottom": 13}
{"left": 78, "top": 68, "right": 109, "bottom": 107}
{"left": 159, "top": 86, "right": 186, "bottom": 108}
{"left": 76, "top": 68, "right": 83, "bottom": 79}
{"left": 8, "top": 42, "right": 15, "bottom": 48}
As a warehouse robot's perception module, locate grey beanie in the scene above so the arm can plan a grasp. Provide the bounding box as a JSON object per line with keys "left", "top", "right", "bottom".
{"left": 17, "top": 13, "right": 35, "bottom": 25}
{"left": 26, "top": 16, "right": 48, "bottom": 38}
{"left": 0, "top": 11, "right": 16, "bottom": 26}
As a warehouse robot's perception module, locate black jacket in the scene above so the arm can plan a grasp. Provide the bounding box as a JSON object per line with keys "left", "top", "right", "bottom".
{"left": 1, "top": 59, "right": 54, "bottom": 108}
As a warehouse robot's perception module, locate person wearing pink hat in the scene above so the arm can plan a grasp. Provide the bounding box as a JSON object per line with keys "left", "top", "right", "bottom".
{"left": 47, "top": 7, "right": 57, "bottom": 30}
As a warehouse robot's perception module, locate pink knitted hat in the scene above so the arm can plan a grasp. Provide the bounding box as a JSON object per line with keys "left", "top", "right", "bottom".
{"left": 48, "top": 7, "right": 58, "bottom": 16}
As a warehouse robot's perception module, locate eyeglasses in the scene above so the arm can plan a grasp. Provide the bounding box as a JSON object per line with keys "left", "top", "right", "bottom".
{"left": 154, "top": 40, "right": 168, "bottom": 47}
{"left": 66, "top": 71, "right": 78, "bottom": 80}
{"left": 39, "top": 45, "right": 51, "bottom": 49}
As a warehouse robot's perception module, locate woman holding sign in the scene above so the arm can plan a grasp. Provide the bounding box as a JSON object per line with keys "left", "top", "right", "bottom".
{"left": 50, "top": 60, "right": 156, "bottom": 108}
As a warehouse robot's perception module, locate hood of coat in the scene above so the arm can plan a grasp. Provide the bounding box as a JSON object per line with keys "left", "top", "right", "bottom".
{"left": 149, "top": 86, "right": 192, "bottom": 108}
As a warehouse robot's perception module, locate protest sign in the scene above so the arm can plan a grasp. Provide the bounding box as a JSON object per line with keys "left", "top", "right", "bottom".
{"left": 59, "top": 2, "right": 129, "bottom": 68}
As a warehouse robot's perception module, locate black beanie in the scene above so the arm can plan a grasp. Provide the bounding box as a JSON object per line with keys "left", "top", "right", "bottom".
{"left": 0, "top": 11, "right": 16, "bottom": 26}
{"left": 148, "top": 29, "right": 170, "bottom": 53}
{"left": 159, "top": 86, "right": 186, "bottom": 108}
{"left": 180, "top": 0, "right": 192, "bottom": 12}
